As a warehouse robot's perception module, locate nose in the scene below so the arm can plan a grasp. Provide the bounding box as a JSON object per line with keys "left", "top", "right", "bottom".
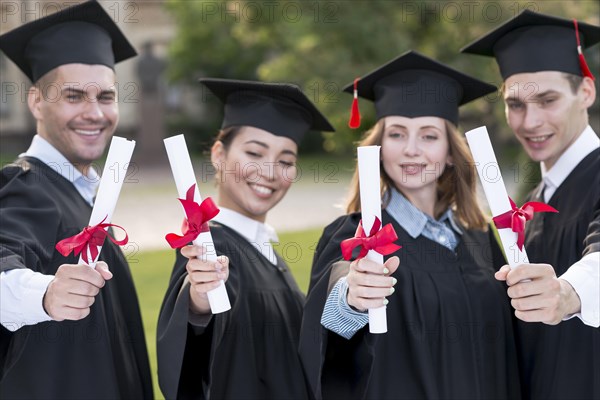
{"left": 81, "top": 99, "right": 104, "bottom": 121}
{"left": 403, "top": 135, "right": 420, "bottom": 157}
{"left": 522, "top": 104, "right": 543, "bottom": 131}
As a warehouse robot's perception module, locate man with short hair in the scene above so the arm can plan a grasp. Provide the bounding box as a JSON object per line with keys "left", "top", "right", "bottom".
{"left": 0, "top": 2, "right": 153, "bottom": 398}
{"left": 462, "top": 10, "right": 599, "bottom": 399}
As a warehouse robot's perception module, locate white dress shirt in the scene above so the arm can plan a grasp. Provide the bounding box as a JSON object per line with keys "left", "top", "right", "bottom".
{"left": 212, "top": 207, "right": 279, "bottom": 265}
{"left": 541, "top": 126, "right": 599, "bottom": 327}
{"left": 1, "top": 135, "right": 100, "bottom": 331}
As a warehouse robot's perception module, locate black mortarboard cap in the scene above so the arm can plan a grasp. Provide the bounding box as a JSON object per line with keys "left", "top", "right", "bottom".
{"left": 0, "top": 0, "right": 137, "bottom": 83}
{"left": 461, "top": 10, "right": 600, "bottom": 80}
{"left": 199, "top": 78, "right": 335, "bottom": 144}
{"left": 343, "top": 50, "right": 496, "bottom": 126}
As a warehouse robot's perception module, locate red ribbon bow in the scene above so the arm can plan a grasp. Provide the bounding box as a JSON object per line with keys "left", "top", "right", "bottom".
{"left": 340, "top": 217, "right": 402, "bottom": 261}
{"left": 165, "top": 184, "right": 220, "bottom": 249}
{"left": 55, "top": 216, "right": 129, "bottom": 265}
{"left": 492, "top": 197, "right": 558, "bottom": 251}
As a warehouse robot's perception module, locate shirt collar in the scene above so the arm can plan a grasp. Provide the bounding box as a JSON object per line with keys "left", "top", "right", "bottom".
{"left": 21, "top": 135, "right": 100, "bottom": 185}
{"left": 212, "top": 207, "right": 278, "bottom": 243}
{"left": 21, "top": 135, "right": 100, "bottom": 205}
{"left": 385, "top": 188, "right": 462, "bottom": 239}
{"left": 541, "top": 125, "right": 599, "bottom": 190}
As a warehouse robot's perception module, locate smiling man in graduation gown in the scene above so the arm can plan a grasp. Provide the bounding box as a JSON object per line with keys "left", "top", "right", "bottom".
{"left": 462, "top": 10, "right": 600, "bottom": 399}
{"left": 0, "top": 2, "right": 153, "bottom": 398}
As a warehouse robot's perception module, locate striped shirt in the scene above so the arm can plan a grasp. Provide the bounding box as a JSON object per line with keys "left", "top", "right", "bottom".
{"left": 320, "top": 189, "right": 462, "bottom": 339}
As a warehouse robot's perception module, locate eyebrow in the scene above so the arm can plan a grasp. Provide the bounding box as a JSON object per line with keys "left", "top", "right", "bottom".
{"left": 244, "top": 139, "right": 298, "bottom": 157}
{"left": 62, "top": 87, "right": 116, "bottom": 96}
{"left": 386, "top": 124, "right": 441, "bottom": 131}
{"left": 505, "top": 90, "right": 560, "bottom": 102}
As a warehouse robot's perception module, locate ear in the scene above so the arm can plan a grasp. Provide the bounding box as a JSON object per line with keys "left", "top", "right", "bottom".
{"left": 27, "top": 85, "right": 43, "bottom": 120}
{"left": 211, "top": 140, "right": 226, "bottom": 166}
{"left": 579, "top": 76, "right": 596, "bottom": 109}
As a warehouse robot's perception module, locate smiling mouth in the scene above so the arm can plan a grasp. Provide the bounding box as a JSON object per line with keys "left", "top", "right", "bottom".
{"left": 74, "top": 128, "right": 103, "bottom": 136}
{"left": 400, "top": 163, "right": 425, "bottom": 174}
{"left": 249, "top": 182, "right": 274, "bottom": 196}
{"left": 526, "top": 134, "right": 553, "bottom": 143}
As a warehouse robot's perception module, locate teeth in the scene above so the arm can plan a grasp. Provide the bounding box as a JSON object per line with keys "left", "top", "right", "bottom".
{"left": 402, "top": 164, "right": 423, "bottom": 174}
{"left": 528, "top": 135, "right": 551, "bottom": 142}
{"left": 74, "top": 129, "right": 101, "bottom": 136}
{"left": 250, "top": 183, "right": 273, "bottom": 195}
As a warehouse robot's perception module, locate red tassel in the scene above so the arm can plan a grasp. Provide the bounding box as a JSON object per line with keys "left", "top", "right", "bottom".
{"left": 348, "top": 78, "right": 361, "bottom": 129}
{"left": 574, "top": 19, "right": 595, "bottom": 81}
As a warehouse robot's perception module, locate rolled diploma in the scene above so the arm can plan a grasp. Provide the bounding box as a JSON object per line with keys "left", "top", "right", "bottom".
{"left": 164, "top": 134, "right": 231, "bottom": 313}
{"left": 81, "top": 136, "right": 135, "bottom": 268}
{"left": 357, "top": 146, "right": 387, "bottom": 334}
{"left": 465, "top": 126, "right": 529, "bottom": 268}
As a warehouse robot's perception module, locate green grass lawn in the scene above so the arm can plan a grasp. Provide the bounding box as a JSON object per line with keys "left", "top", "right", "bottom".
{"left": 130, "top": 227, "right": 324, "bottom": 399}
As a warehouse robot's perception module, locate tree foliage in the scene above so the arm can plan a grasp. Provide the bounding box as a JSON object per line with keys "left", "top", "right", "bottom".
{"left": 165, "top": 0, "right": 599, "bottom": 158}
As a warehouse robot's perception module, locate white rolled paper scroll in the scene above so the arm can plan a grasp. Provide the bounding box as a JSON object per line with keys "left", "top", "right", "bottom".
{"left": 164, "top": 134, "right": 231, "bottom": 314}
{"left": 465, "top": 126, "right": 529, "bottom": 268}
{"left": 357, "top": 146, "right": 387, "bottom": 334}
{"left": 81, "top": 136, "right": 135, "bottom": 268}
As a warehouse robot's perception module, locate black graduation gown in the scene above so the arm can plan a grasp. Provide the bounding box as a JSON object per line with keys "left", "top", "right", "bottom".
{"left": 157, "top": 222, "right": 309, "bottom": 400}
{"left": 299, "top": 210, "right": 521, "bottom": 400}
{"left": 0, "top": 157, "right": 153, "bottom": 399}
{"left": 516, "top": 148, "right": 600, "bottom": 400}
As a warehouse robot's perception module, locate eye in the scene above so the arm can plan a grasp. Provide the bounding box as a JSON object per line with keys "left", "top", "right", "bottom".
{"left": 386, "top": 131, "right": 404, "bottom": 138}
{"left": 279, "top": 160, "right": 295, "bottom": 167}
{"left": 66, "top": 93, "right": 82, "bottom": 102}
{"left": 245, "top": 151, "right": 261, "bottom": 158}
{"left": 99, "top": 94, "right": 116, "bottom": 103}
{"left": 507, "top": 101, "right": 524, "bottom": 111}
{"left": 540, "top": 98, "right": 556, "bottom": 106}
{"left": 422, "top": 134, "right": 438, "bottom": 141}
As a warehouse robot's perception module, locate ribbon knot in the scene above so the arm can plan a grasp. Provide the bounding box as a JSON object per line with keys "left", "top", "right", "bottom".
{"left": 55, "top": 216, "right": 128, "bottom": 265}
{"left": 340, "top": 217, "right": 402, "bottom": 261}
{"left": 492, "top": 197, "right": 558, "bottom": 251}
{"left": 165, "top": 184, "right": 220, "bottom": 249}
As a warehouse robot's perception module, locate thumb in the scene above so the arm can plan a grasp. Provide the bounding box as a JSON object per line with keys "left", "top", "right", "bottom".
{"left": 95, "top": 261, "right": 113, "bottom": 280}
{"left": 384, "top": 256, "right": 400, "bottom": 274}
{"left": 494, "top": 265, "right": 510, "bottom": 281}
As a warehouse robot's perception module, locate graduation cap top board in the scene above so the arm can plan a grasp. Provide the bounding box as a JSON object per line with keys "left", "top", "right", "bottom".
{"left": 342, "top": 50, "right": 497, "bottom": 128}
{"left": 461, "top": 9, "right": 600, "bottom": 80}
{"left": 199, "top": 78, "right": 335, "bottom": 144}
{"left": 0, "top": 0, "right": 137, "bottom": 83}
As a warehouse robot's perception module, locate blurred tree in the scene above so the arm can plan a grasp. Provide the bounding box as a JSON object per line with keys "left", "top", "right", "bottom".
{"left": 165, "top": 0, "right": 598, "bottom": 193}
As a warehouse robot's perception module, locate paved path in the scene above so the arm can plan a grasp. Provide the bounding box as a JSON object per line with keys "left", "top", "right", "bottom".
{"left": 112, "top": 162, "right": 349, "bottom": 252}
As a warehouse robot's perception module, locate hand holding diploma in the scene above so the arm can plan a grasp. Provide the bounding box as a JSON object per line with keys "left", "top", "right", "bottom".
{"left": 465, "top": 127, "right": 573, "bottom": 324}
{"left": 50, "top": 136, "right": 135, "bottom": 321}
{"left": 341, "top": 146, "right": 401, "bottom": 334}
{"left": 164, "top": 134, "right": 231, "bottom": 314}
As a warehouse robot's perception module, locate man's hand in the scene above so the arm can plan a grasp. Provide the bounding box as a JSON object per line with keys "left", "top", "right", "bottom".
{"left": 495, "top": 263, "right": 581, "bottom": 325}
{"left": 346, "top": 256, "right": 399, "bottom": 312}
{"left": 43, "top": 261, "right": 113, "bottom": 321}
{"left": 181, "top": 245, "right": 229, "bottom": 315}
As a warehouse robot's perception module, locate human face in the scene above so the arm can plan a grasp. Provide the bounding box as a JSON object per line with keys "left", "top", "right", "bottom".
{"left": 503, "top": 71, "right": 595, "bottom": 170}
{"left": 211, "top": 126, "right": 298, "bottom": 222}
{"left": 381, "top": 116, "right": 451, "bottom": 212}
{"left": 28, "top": 64, "right": 118, "bottom": 173}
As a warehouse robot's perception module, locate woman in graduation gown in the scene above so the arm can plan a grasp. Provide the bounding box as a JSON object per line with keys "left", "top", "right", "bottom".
{"left": 299, "top": 51, "right": 521, "bottom": 399}
{"left": 157, "top": 78, "right": 335, "bottom": 400}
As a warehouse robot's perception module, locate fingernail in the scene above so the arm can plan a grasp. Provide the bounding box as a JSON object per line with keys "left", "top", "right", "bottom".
{"left": 383, "top": 268, "right": 389, "bottom": 274}
{"left": 383, "top": 298, "right": 389, "bottom": 306}
{"left": 392, "top": 277, "right": 397, "bottom": 285}
{"left": 389, "top": 287, "right": 395, "bottom": 295}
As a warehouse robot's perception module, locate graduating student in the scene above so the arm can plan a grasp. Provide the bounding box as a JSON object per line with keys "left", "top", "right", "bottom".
{"left": 157, "top": 78, "right": 335, "bottom": 399}
{"left": 299, "top": 51, "right": 521, "bottom": 400}
{"left": 0, "top": 2, "right": 153, "bottom": 399}
{"left": 462, "top": 10, "right": 600, "bottom": 399}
